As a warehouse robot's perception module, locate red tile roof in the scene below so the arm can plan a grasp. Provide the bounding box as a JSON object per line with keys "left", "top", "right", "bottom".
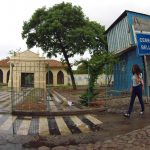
{"left": 0, "top": 58, "right": 10, "bottom": 67}
{"left": 46, "top": 59, "right": 67, "bottom": 68}
{"left": 0, "top": 58, "right": 66, "bottom": 68}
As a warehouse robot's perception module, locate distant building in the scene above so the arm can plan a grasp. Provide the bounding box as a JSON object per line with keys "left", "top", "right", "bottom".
{"left": 0, "top": 50, "right": 110, "bottom": 88}
{"left": 105, "top": 10, "right": 150, "bottom": 94}
{"left": 0, "top": 50, "right": 68, "bottom": 89}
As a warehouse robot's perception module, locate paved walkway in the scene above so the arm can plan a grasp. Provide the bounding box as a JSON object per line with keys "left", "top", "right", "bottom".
{"left": 0, "top": 90, "right": 103, "bottom": 136}
{"left": 0, "top": 113, "right": 102, "bottom": 136}
{"left": 50, "top": 125, "right": 150, "bottom": 150}
{"left": 0, "top": 91, "right": 11, "bottom": 113}
{"left": 0, "top": 124, "right": 149, "bottom": 149}
{"left": 0, "top": 90, "right": 150, "bottom": 149}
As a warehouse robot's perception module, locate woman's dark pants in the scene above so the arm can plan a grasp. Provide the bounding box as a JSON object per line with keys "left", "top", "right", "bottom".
{"left": 128, "top": 84, "right": 144, "bottom": 114}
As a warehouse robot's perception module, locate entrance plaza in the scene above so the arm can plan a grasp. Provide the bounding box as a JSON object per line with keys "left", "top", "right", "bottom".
{"left": 0, "top": 10, "right": 150, "bottom": 150}
{"left": 0, "top": 48, "right": 149, "bottom": 149}
{"left": 0, "top": 89, "right": 149, "bottom": 149}
{"left": 0, "top": 85, "right": 150, "bottom": 149}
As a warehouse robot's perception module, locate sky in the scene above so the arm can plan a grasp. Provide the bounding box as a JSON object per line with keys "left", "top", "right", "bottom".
{"left": 0, "top": 0, "right": 150, "bottom": 63}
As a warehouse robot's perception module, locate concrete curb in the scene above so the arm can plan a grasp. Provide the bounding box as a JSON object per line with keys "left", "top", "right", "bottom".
{"left": 12, "top": 107, "right": 106, "bottom": 116}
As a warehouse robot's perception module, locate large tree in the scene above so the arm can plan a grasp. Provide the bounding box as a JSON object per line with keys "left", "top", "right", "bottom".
{"left": 22, "top": 2, "right": 106, "bottom": 90}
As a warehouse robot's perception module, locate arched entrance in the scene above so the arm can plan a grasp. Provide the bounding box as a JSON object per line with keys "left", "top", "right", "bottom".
{"left": 46, "top": 71, "right": 53, "bottom": 84}
{"left": 57, "top": 71, "right": 64, "bottom": 84}
{"left": 21, "top": 73, "right": 34, "bottom": 87}
{"left": 7, "top": 70, "right": 10, "bottom": 83}
{"left": 0, "top": 69, "right": 3, "bottom": 83}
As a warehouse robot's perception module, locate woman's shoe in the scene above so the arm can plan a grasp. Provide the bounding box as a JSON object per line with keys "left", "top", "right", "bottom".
{"left": 124, "top": 113, "right": 130, "bottom": 118}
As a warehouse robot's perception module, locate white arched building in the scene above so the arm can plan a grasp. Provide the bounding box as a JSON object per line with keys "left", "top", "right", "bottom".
{"left": 0, "top": 50, "right": 109, "bottom": 89}
{"left": 0, "top": 50, "right": 68, "bottom": 89}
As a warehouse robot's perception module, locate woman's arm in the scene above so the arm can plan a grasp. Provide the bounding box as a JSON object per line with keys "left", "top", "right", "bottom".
{"left": 136, "top": 74, "right": 141, "bottom": 84}
{"left": 141, "top": 79, "right": 144, "bottom": 91}
{"left": 135, "top": 74, "right": 144, "bottom": 91}
{"left": 130, "top": 86, "right": 133, "bottom": 93}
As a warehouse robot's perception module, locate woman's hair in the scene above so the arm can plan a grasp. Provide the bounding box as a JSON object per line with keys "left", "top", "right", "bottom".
{"left": 132, "top": 64, "right": 142, "bottom": 75}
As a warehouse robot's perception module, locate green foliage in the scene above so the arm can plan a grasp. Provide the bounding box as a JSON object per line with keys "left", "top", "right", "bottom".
{"left": 80, "top": 91, "right": 99, "bottom": 106}
{"left": 74, "top": 63, "right": 88, "bottom": 74}
{"left": 9, "top": 50, "right": 16, "bottom": 56}
{"left": 22, "top": 2, "right": 106, "bottom": 90}
{"left": 79, "top": 52, "right": 117, "bottom": 105}
{"left": 103, "top": 63, "right": 113, "bottom": 86}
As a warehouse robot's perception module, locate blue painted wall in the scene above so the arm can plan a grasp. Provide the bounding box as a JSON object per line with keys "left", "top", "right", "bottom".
{"left": 106, "top": 16, "right": 131, "bottom": 52}
{"left": 114, "top": 49, "right": 144, "bottom": 91}
{"left": 107, "top": 11, "right": 150, "bottom": 96}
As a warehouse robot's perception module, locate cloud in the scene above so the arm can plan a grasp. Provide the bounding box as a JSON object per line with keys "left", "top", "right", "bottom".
{"left": 0, "top": 0, "right": 149, "bottom": 60}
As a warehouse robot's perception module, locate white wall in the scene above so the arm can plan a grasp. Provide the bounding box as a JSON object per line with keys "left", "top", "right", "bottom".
{"left": 68, "top": 74, "right": 113, "bottom": 86}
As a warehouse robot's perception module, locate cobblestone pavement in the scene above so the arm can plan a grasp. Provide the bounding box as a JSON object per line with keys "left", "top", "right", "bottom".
{"left": 52, "top": 125, "right": 150, "bottom": 150}
{"left": 0, "top": 125, "right": 149, "bottom": 150}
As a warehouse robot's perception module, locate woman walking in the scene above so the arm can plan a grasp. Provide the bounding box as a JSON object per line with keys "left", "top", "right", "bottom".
{"left": 124, "top": 64, "right": 145, "bottom": 117}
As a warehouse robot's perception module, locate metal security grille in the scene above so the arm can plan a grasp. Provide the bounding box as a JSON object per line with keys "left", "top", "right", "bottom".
{"left": 10, "top": 60, "right": 51, "bottom": 115}
{"left": 94, "top": 63, "right": 130, "bottom": 109}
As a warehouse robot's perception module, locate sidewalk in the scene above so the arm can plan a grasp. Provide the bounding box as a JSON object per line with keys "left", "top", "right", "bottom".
{"left": 0, "top": 104, "right": 149, "bottom": 150}
{"left": 28, "top": 103, "right": 150, "bottom": 150}
{"left": 51, "top": 125, "right": 150, "bottom": 150}
{"left": 0, "top": 125, "right": 149, "bottom": 150}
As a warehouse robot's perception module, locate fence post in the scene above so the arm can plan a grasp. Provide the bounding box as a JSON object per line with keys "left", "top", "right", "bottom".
{"left": 11, "top": 63, "right": 14, "bottom": 113}
{"left": 88, "top": 61, "right": 90, "bottom": 107}
{"left": 144, "top": 56, "right": 149, "bottom": 103}
{"left": 105, "top": 65, "right": 108, "bottom": 108}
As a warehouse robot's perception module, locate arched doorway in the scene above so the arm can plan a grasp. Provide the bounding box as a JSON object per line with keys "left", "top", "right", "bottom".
{"left": 57, "top": 71, "right": 64, "bottom": 84}
{"left": 7, "top": 70, "right": 10, "bottom": 83}
{"left": 0, "top": 69, "right": 3, "bottom": 83}
{"left": 46, "top": 71, "right": 53, "bottom": 84}
{"left": 21, "top": 73, "right": 34, "bottom": 87}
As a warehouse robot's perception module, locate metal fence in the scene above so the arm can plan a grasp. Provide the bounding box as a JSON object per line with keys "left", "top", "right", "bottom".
{"left": 0, "top": 85, "right": 11, "bottom": 113}
{"left": 103, "top": 63, "right": 150, "bottom": 108}
{"left": 8, "top": 59, "right": 150, "bottom": 114}
{"left": 10, "top": 60, "right": 51, "bottom": 115}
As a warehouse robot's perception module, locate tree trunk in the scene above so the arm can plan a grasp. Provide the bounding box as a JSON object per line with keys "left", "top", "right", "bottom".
{"left": 62, "top": 49, "right": 77, "bottom": 90}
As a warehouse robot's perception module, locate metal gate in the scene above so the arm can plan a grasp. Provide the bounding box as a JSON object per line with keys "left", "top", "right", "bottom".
{"left": 104, "top": 60, "right": 150, "bottom": 109}
{"left": 10, "top": 59, "right": 51, "bottom": 115}
{"left": 101, "top": 63, "right": 130, "bottom": 109}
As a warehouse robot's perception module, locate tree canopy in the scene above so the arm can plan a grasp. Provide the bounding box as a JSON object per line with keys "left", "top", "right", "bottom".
{"left": 22, "top": 2, "right": 107, "bottom": 89}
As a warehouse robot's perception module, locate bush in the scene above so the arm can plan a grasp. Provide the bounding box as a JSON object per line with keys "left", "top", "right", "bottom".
{"left": 80, "top": 91, "right": 99, "bottom": 106}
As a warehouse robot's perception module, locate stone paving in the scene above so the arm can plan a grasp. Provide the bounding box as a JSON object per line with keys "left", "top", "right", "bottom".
{"left": 0, "top": 91, "right": 11, "bottom": 113}
{"left": 0, "top": 90, "right": 104, "bottom": 137}
{"left": 58, "top": 125, "right": 150, "bottom": 150}
{"left": 0, "top": 125, "right": 149, "bottom": 149}
{"left": 0, "top": 114, "right": 103, "bottom": 136}
{"left": 0, "top": 104, "right": 149, "bottom": 150}
{"left": 0, "top": 89, "right": 150, "bottom": 150}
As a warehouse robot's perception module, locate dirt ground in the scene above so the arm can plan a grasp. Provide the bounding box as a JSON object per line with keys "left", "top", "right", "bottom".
{"left": 52, "top": 86, "right": 89, "bottom": 103}
{"left": 52, "top": 86, "right": 131, "bottom": 108}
